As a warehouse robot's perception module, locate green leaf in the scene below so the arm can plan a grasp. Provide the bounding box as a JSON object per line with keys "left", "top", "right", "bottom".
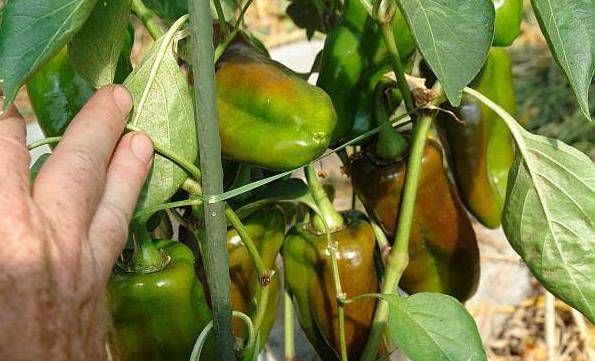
{"left": 233, "top": 178, "right": 317, "bottom": 219}
{"left": 124, "top": 16, "right": 198, "bottom": 218}
{"left": 142, "top": 0, "right": 188, "bottom": 23}
{"left": 381, "top": 293, "right": 486, "bottom": 361}
{"left": 0, "top": 0, "right": 98, "bottom": 106}
{"left": 397, "top": 0, "right": 494, "bottom": 106}
{"left": 69, "top": 0, "right": 132, "bottom": 88}
{"left": 30, "top": 153, "right": 51, "bottom": 183}
{"left": 141, "top": 0, "right": 239, "bottom": 24}
{"left": 531, "top": 0, "right": 594, "bottom": 122}
{"left": 465, "top": 87, "right": 595, "bottom": 322}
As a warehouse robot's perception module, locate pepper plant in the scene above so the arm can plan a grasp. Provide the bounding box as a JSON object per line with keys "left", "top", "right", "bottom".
{"left": 0, "top": 0, "right": 593, "bottom": 360}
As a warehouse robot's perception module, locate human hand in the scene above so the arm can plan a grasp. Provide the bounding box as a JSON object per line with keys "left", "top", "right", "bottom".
{"left": 0, "top": 86, "right": 153, "bottom": 361}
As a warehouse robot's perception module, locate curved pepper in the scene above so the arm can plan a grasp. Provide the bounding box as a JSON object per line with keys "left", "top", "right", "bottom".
{"left": 283, "top": 211, "right": 379, "bottom": 361}
{"left": 216, "top": 45, "right": 337, "bottom": 171}
{"left": 27, "top": 27, "right": 134, "bottom": 137}
{"left": 316, "top": 0, "right": 415, "bottom": 143}
{"left": 26, "top": 47, "right": 94, "bottom": 137}
{"left": 226, "top": 206, "right": 285, "bottom": 351}
{"left": 350, "top": 141, "right": 480, "bottom": 301}
{"left": 107, "top": 239, "right": 212, "bottom": 361}
{"left": 492, "top": 0, "right": 523, "bottom": 47}
{"left": 436, "top": 48, "right": 517, "bottom": 229}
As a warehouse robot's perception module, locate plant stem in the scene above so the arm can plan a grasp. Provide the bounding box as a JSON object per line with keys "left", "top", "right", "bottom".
{"left": 213, "top": 0, "right": 255, "bottom": 63}
{"left": 305, "top": 164, "right": 344, "bottom": 232}
{"left": 224, "top": 205, "right": 272, "bottom": 285}
{"left": 379, "top": 21, "right": 415, "bottom": 113}
{"left": 251, "top": 282, "right": 270, "bottom": 334}
{"left": 131, "top": 0, "right": 165, "bottom": 40}
{"left": 152, "top": 140, "right": 202, "bottom": 180}
{"left": 27, "top": 136, "right": 61, "bottom": 150}
{"left": 304, "top": 164, "right": 348, "bottom": 361}
{"left": 284, "top": 289, "right": 295, "bottom": 361}
{"left": 212, "top": 0, "right": 229, "bottom": 35}
{"left": 133, "top": 197, "right": 203, "bottom": 221}
{"left": 180, "top": 182, "right": 271, "bottom": 289}
{"left": 336, "top": 148, "right": 350, "bottom": 168}
{"left": 131, "top": 222, "right": 169, "bottom": 273}
{"left": 188, "top": 0, "right": 235, "bottom": 359}
{"left": 359, "top": 114, "right": 433, "bottom": 361}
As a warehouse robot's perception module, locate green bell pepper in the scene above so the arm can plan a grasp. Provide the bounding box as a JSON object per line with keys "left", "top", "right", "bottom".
{"left": 107, "top": 239, "right": 212, "bottom": 361}
{"left": 492, "top": 0, "right": 523, "bottom": 47}
{"left": 316, "top": 0, "right": 415, "bottom": 143}
{"left": 27, "top": 26, "right": 134, "bottom": 137}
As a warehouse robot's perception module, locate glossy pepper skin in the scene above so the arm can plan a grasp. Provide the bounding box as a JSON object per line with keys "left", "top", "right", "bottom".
{"left": 26, "top": 47, "right": 94, "bottom": 137}
{"left": 283, "top": 211, "right": 379, "bottom": 361}
{"left": 437, "top": 48, "right": 517, "bottom": 229}
{"left": 216, "top": 43, "right": 337, "bottom": 171}
{"left": 107, "top": 239, "right": 212, "bottom": 361}
{"left": 350, "top": 141, "right": 480, "bottom": 301}
{"left": 26, "top": 27, "right": 134, "bottom": 137}
{"left": 317, "top": 0, "right": 415, "bottom": 143}
{"left": 492, "top": 0, "right": 523, "bottom": 47}
{"left": 226, "top": 206, "right": 285, "bottom": 351}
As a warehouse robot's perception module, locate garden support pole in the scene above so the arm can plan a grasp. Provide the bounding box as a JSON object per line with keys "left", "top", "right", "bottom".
{"left": 188, "top": 1, "right": 236, "bottom": 359}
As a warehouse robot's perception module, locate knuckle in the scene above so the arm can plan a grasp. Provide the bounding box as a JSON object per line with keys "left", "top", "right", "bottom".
{"left": 0, "top": 133, "right": 28, "bottom": 159}
{"left": 95, "top": 106, "right": 125, "bottom": 132}
{"left": 99, "top": 201, "right": 130, "bottom": 241}
{"left": 112, "top": 153, "right": 150, "bottom": 184}
{"left": 68, "top": 145, "right": 106, "bottom": 178}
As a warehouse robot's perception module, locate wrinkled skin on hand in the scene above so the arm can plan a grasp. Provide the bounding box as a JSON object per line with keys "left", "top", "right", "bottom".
{"left": 0, "top": 87, "right": 153, "bottom": 361}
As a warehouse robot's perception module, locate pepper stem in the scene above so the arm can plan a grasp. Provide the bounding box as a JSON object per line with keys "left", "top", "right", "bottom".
{"left": 374, "top": 78, "right": 408, "bottom": 160}
{"left": 305, "top": 164, "right": 348, "bottom": 361}
{"left": 359, "top": 114, "right": 433, "bottom": 361}
{"left": 305, "top": 164, "right": 344, "bottom": 233}
{"left": 224, "top": 205, "right": 273, "bottom": 286}
{"left": 130, "top": 222, "right": 170, "bottom": 273}
{"left": 379, "top": 19, "right": 415, "bottom": 113}
{"left": 131, "top": 0, "right": 165, "bottom": 40}
{"left": 284, "top": 289, "right": 296, "bottom": 361}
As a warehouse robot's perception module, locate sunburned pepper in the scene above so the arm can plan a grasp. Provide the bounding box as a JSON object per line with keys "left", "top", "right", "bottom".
{"left": 492, "top": 0, "right": 523, "bottom": 47}
{"left": 316, "top": 0, "right": 415, "bottom": 143}
{"left": 283, "top": 211, "right": 379, "bottom": 361}
{"left": 216, "top": 41, "right": 337, "bottom": 171}
{"left": 107, "top": 238, "right": 212, "bottom": 361}
{"left": 350, "top": 141, "right": 480, "bottom": 301}
{"left": 26, "top": 26, "right": 134, "bottom": 137}
{"left": 436, "top": 48, "right": 517, "bottom": 229}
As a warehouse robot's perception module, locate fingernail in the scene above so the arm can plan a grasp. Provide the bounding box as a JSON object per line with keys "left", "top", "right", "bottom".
{"left": 111, "top": 85, "right": 133, "bottom": 115}
{"left": 129, "top": 133, "right": 153, "bottom": 165}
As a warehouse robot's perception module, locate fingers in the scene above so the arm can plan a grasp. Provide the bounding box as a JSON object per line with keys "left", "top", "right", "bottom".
{"left": 0, "top": 105, "right": 31, "bottom": 209}
{"left": 34, "top": 85, "right": 133, "bottom": 232}
{"left": 89, "top": 132, "right": 153, "bottom": 275}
